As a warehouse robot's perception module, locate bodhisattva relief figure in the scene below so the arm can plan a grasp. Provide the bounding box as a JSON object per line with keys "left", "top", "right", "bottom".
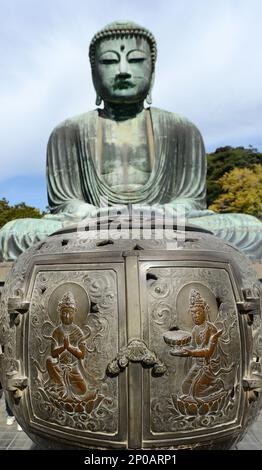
{"left": 0, "top": 21, "right": 261, "bottom": 261}
{"left": 46, "top": 291, "right": 96, "bottom": 403}
{"left": 170, "top": 289, "right": 226, "bottom": 409}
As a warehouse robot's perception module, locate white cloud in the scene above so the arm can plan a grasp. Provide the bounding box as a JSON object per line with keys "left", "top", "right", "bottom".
{"left": 0, "top": 0, "right": 262, "bottom": 185}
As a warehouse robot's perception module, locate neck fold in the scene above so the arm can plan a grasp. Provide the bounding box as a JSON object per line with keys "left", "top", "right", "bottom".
{"left": 102, "top": 101, "right": 145, "bottom": 121}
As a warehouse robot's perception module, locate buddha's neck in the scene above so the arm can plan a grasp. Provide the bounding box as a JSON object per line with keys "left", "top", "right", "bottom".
{"left": 102, "top": 101, "right": 145, "bottom": 121}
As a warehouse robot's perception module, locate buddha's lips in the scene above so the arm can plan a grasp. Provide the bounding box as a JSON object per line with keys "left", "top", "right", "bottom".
{"left": 113, "top": 80, "right": 136, "bottom": 90}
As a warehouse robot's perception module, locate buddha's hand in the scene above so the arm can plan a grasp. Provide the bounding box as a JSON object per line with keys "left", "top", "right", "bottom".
{"left": 132, "top": 205, "right": 167, "bottom": 218}
{"left": 181, "top": 348, "right": 193, "bottom": 356}
{"left": 171, "top": 347, "right": 192, "bottom": 357}
{"left": 96, "top": 205, "right": 129, "bottom": 219}
{"left": 154, "top": 204, "right": 187, "bottom": 218}
{"left": 133, "top": 204, "right": 188, "bottom": 218}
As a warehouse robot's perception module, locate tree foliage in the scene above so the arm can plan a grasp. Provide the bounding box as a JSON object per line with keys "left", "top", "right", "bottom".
{"left": 209, "top": 164, "right": 262, "bottom": 219}
{"left": 0, "top": 198, "right": 43, "bottom": 229}
{"left": 206, "top": 146, "right": 262, "bottom": 207}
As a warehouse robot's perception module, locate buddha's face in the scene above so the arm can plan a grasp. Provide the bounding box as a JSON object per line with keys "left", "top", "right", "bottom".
{"left": 60, "top": 306, "right": 75, "bottom": 325}
{"left": 190, "top": 305, "right": 206, "bottom": 325}
{"left": 92, "top": 36, "right": 153, "bottom": 104}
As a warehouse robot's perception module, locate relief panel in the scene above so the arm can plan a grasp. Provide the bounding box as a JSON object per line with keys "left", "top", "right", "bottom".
{"left": 27, "top": 269, "right": 121, "bottom": 436}
{"left": 142, "top": 266, "right": 243, "bottom": 438}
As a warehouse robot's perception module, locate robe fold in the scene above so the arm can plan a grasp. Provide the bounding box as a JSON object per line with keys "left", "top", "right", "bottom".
{"left": 0, "top": 107, "right": 261, "bottom": 261}
{"left": 47, "top": 107, "right": 207, "bottom": 211}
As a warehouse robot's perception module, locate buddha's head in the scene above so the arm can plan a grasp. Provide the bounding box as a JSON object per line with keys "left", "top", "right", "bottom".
{"left": 89, "top": 21, "right": 157, "bottom": 106}
{"left": 189, "top": 289, "right": 209, "bottom": 326}
{"left": 57, "top": 291, "right": 76, "bottom": 325}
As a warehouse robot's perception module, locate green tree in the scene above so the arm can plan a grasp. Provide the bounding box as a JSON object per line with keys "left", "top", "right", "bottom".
{"left": 206, "top": 146, "right": 262, "bottom": 207}
{"left": 0, "top": 198, "right": 43, "bottom": 229}
{"left": 209, "top": 164, "right": 262, "bottom": 219}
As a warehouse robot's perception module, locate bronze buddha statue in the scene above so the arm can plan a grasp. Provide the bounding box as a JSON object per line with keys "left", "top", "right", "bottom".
{"left": 0, "top": 21, "right": 261, "bottom": 261}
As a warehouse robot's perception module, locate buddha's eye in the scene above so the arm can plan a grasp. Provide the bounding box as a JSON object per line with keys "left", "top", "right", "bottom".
{"left": 128, "top": 57, "right": 146, "bottom": 63}
{"left": 99, "top": 58, "right": 119, "bottom": 65}
{"left": 128, "top": 51, "right": 147, "bottom": 63}
{"left": 98, "top": 52, "right": 119, "bottom": 65}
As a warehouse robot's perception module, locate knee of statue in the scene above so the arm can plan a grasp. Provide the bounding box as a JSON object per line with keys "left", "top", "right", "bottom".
{"left": 0, "top": 217, "right": 63, "bottom": 262}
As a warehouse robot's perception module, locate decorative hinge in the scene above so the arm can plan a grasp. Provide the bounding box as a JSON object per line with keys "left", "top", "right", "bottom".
{"left": 8, "top": 298, "right": 30, "bottom": 326}
{"left": 236, "top": 288, "right": 260, "bottom": 315}
{"left": 107, "top": 339, "right": 167, "bottom": 377}
{"left": 243, "top": 376, "right": 262, "bottom": 392}
{"left": 6, "top": 370, "right": 28, "bottom": 398}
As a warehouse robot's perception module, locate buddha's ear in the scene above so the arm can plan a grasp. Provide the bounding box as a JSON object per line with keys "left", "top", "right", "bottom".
{"left": 96, "top": 94, "right": 102, "bottom": 106}
{"left": 146, "top": 70, "right": 155, "bottom": 106}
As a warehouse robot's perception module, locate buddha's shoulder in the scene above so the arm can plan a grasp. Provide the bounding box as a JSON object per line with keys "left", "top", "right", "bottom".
{"left": 49, "top": 108, "right": 201, "bottom": 135}
{"left": 50, "top": 110, "right": 98, "bottom": 134}
{"left": 150, "top": 107, "right": 201, "bottom": 132}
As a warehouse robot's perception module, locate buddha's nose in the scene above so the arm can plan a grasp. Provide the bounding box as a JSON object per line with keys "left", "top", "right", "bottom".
{"left": 118, "top": 57, "right": 131, "bottom": 77}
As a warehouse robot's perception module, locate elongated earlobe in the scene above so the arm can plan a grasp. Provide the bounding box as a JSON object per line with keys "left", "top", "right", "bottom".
{"left": 146, "top": 91, "right": 152, "bottom": 105}
{"left": 96, "top": 94, "right": 102, "bottom": 106}
{"left": 146, "top": 71, "right": 155, "bottom": 105}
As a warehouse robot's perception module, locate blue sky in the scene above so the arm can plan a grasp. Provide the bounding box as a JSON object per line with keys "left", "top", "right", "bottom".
{"left": 1, "top": 0, "right": 262, "bottom": 210}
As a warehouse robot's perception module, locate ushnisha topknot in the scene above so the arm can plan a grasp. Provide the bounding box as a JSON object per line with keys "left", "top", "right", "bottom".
{"left": 89, "top": 20, "right": 157, "bottom": 71}
{"left": 189, "top": 289, "right": 206, "bottom": 308}
{"left": 189, "top": 289, "right": 211, "bottom": 319}
{"left": 57, "top": 291, "right": 77, "bottom": 313}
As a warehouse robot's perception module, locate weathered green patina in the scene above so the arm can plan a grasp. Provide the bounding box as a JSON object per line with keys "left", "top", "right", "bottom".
{"left": 0, "top": 21, "right": 261, "bottom": 260}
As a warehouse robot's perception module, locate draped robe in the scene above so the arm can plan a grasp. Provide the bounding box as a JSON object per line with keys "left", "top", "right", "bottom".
{"left": 47, "top": 107, "right": 207, "bottom": 211}
{"left": 0, "top": 107, "right": 261, "bottom": 260}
